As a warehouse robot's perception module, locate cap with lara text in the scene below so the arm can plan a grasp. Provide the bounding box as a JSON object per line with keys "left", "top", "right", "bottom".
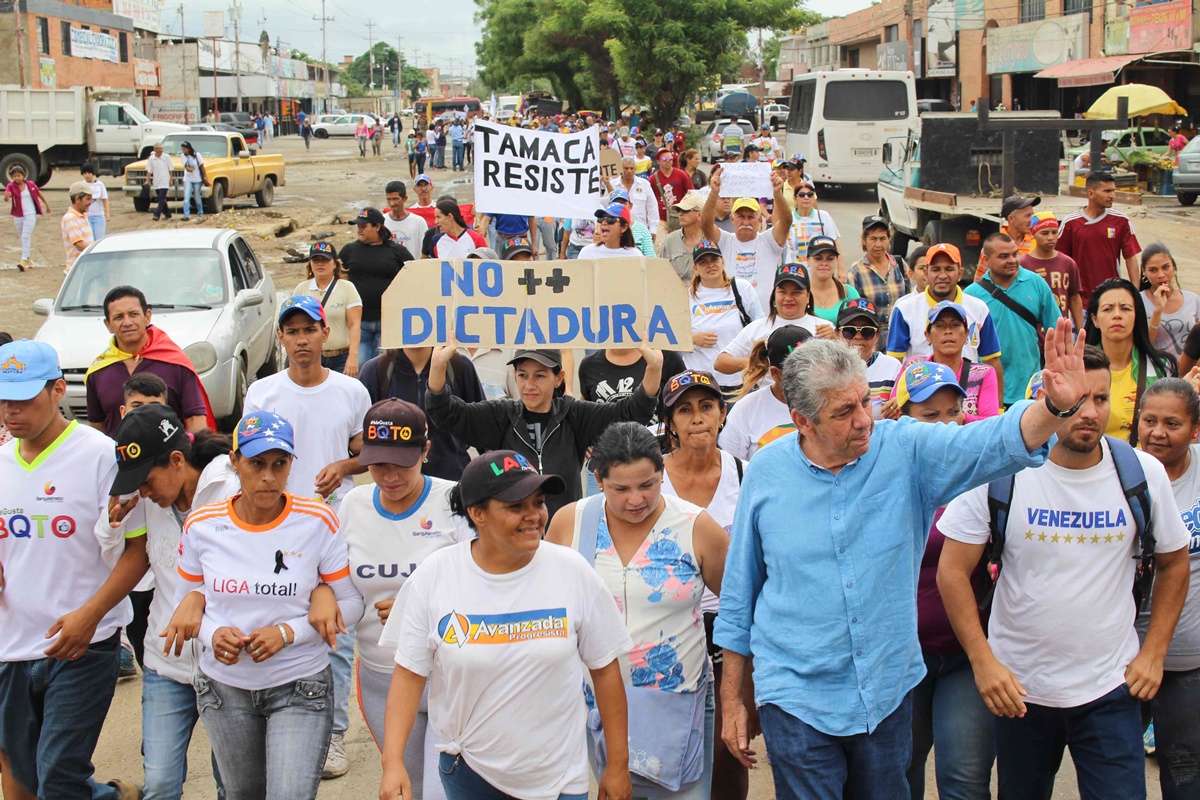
{"left": 458, "top": 449, "right": 566, "bottom": 508}
{"left": 774, "top": 262, "right": 810, "bottom": 290}
{"left": 767, "top": 325, "right": 814, "bottom": 368}
{"left": 837, "top": 298, "right": 881, "bottom": 327}
{"left": 308, "top": 240, "right": 338, "bottom": 260}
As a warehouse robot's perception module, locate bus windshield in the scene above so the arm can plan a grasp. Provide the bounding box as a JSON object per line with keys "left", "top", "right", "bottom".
{"left": 822, "top": 81, "right": 909, "bottom": 121}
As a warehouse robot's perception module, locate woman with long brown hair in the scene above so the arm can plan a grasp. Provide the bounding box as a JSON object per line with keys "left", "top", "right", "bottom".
{"left": 685, "top": 242, "right": 763, "bottom": 401}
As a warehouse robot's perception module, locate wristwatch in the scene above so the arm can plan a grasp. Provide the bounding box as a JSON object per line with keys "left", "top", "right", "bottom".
{"left": 1045, "top": 394, "right": 1085, "bottom": 418}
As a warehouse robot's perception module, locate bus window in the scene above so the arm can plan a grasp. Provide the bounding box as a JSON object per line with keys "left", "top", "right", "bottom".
{"left": 789, "top": 81, "right": 815, "bottom": 135}
{"left": 822, "top": 81, "right": 909, "bottom": 121}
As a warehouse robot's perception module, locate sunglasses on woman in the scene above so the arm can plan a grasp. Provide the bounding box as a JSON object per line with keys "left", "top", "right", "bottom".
{"left": 795, "top": 191, "right": 816, "bottom": 198}
{"left": 839, "top": 325, "right": 878, "bottom": 340}
{"left": 599, "top": 215, "right": 622, "bottom": 225}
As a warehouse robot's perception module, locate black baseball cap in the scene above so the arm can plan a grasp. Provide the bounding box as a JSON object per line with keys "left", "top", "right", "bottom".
{"left": 836, "top": 298, "right": 881, "bottom": 327}
{"left": 767, "top": 325, "right": 814, "bottom": 368}
{"left": 1000, "top": 194, "right": 1041, "bottom": 218}
{"left": 661, "top": 369, "right": 723, "bottom": 408}
{"left": 110, "top": 405, "right": 191, "bottom": 496}
{"left": 692, "top": 240, "right": 722, "bottom": 262}
{"left": 862, "top": 215, "right": 889, "bottom": 233}
{"left": 359, "top": 399, "right": 428, "bottom": 468}
{"left": 508, "top": 349, "right": 562, "bottom": 370}
{"left": 458, "top": 449, "right": 566, "bottom": 507}
{"left": 308, "top": 240, "right": 338, "bottom": 260}
{"left": 774, "top": 262, "right": 810, "bottom": 290}
{"left": 356, "top": 207, "right": 386, "bottom": 226}
{"left": 500, "top": 236, "right": 534, "bottom": 259}
{"left": 808, "top": 235, "right": 839, "bottom": 257}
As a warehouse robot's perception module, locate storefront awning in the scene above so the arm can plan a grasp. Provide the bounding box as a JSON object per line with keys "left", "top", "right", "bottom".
{"left": 1035, "top": 55, "right": 1145, "bottom": 88}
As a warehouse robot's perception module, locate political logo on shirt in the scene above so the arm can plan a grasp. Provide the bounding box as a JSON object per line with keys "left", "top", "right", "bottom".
{"left": 1179, "top": 499, "right": 1200, "bottom": 555}
{"left": 437, "top": 608, "right": 569, "bottom": 647}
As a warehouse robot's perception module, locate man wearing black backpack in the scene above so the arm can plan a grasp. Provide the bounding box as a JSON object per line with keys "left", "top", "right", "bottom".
{"left": 937, "top": 345, "right": 1191, "bottom": 800}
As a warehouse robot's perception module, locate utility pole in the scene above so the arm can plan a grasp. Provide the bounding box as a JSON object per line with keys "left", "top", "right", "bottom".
{"left": 313, "top": 0, "right": 334, "bottom": 113}
{"left": 396, "top": 34, "right": 403, "bottom": 111}
{"left": 179, "top": 5, "right": 190, "bottom": 122}
{"left": 365, "top": 19, "right": 376, "bottom": 89}
{"left": 230, "top": 0, "right": 243, "bottom": 111}
{"left": 13, "top": 0, "right": 27, "bottom": 87}
{"left": 757, "top": 28, "right": 766, "bottom": 129}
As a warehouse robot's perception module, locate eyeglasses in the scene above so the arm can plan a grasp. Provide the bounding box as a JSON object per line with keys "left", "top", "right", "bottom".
{"left": 598, "top": 216, "right": 622, "bottom": 224}
{"left": 839, "top": 325, "right": 879, "bottom": 340}
{"left": 795, "top": 191, "right": 816, "bottom": 198}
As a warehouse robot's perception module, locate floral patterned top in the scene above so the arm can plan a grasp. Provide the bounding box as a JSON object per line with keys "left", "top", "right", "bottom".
{"left": 572, "top": 494, "right": 707, "bottom": 695}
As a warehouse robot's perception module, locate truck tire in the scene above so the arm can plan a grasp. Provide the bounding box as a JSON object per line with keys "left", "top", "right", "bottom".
{"left": 1178, "top": 191, "right": 1197, "bottom": 207}
{"left": 204, "top": 181, "right": 226, "bottom": 215}
{"left": 1, "top": 153, "right": 38, "bottom": 184}
{"left": 921, "top": 219, "right": 945, "bottom": 247}
{"left": 315, "top": 129, "right": 329, "bottom": 139}
{"left": 36, "top": 165, "right": 53, "bottom": 186}
{"left": 133, "top": 196, "right": 152, "bottom": 213}
{"left": 255, "top": 177, "right": 275, "bottom": 208}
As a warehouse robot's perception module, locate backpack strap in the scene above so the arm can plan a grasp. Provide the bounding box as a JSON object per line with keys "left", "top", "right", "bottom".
{"left": 1129, "top": 349, "right": 1148, "bottom": 447}
{"left": 1105, "top": 435, "right": 1156, "bottom": 609}
{"left": 577, "top": 495, "right": 604, "bottom": 568}
{"left": 981, "top": 473, "right": 1016, "bottom": 610}
{"left": 957, "top": 358, "right": 972, "bottom": 393}
{"left": 734, "top": 457, "right": 744, "bottom": 485}
{"left": 729, "top": 279, "right": 752, "bottom": 327}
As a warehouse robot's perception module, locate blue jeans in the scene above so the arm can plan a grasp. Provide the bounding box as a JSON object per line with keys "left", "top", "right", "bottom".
{"left": 1154, "top": 667, "right": 1200, "bottom": 800}
{"left": 321, "top": 351, "right": 349, "bottom": 374}
{"left": 452, "top": 141, "right": 465, "bottom": 170}
{"left": 142, "top": 666, "right": 200, "bottom": 800}
{"left": 907, "top": 651, "right": 993, "bottom": 800}
{"left": 434, "top": 145, "right": 446, "bottom": 168}
{"left": 330, "top": 628, "right": 354, "bottom": 736}
{"left": 759, "top": 693, "right": 913, "bottom": 800}
{"left": 0, "top": 632, "right": 121, "bottom": 798}
{"left": 536, "top": 217, "right": 556, "bottom": 260}
{"left": 196, "top": 666, "right": 334, "bottom": 799}
{"left": 566, "top": 242, "right": 584, "bottom": 260}
{"left": 393, "top": 129, "right": 401, "bottom": 147}
{"left": 438, "top": 752, "right": 587, "bottom": 800}
{"left": 88, "top": 215, "right": 106, "bottom": 240}
{"left": 182, "top": 182, "right": 204, "bottom": 218}
{"left": 359, "top": 319, "right": 382, "bottom": 368}
{"left": 994, "top": 683, "right": 1145, "bottom": 800}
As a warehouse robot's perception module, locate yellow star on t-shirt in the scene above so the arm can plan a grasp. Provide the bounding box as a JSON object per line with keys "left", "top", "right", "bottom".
{"left": 1025, "top": 530, "right": 1034, "bottom": 540}
{"left": 1117, "top": 533, "right": 1126, "bottom": 542}
{"left": 1076, "top": 535, "right": 1087, "bottom": 544}
{"left": 1091, "top": 535, "right": 1101, "bottom": 544}
{"left": 1038, "top": 532, "right": 1047, "bottom": 542}
{"left": 1050, "top": 534, "right": 1061, "bottom": 543}
{"left": 1105, "top": 534, "right": 1114, "bottom": 543}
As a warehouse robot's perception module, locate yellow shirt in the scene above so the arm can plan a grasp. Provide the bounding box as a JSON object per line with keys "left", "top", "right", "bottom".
{"left": 1106, "top": 360, "right": 1137, "bottom": 440}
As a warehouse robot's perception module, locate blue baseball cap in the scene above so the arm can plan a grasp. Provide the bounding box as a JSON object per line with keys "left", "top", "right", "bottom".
{"left": 926, "top": 300, "right": 968, "bottom": 329}
{"left": 608, "top": 187, "right": 630, "bottom": 203}
{"left": 894, "top": 361, "right": 967, "bottom": 408}
{"left": 414, "top": 173, "right": 432, "bottom": 185}
{"left": 594, "top": 202, "right": 631, "bottom": 224}
{"left": 279, "top": 295, "right": 327, "bottom": 327}
{"left": 786, "top": 153, "right": 807, "bottom": 167}
{"left": 0, "top": 340, "right": 63, "bottom": 401}
{"left": 232, "top": 411, "right": 298, "bottom": 458}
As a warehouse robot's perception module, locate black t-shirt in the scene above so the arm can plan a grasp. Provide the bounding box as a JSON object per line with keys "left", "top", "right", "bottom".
{"left": 577, "top": 351, "right": 687, "bottom": 426}
{"left": 1184, "top": 322, "right": 1200, "bottom": 360}
{"left": 523, "top": 408, "right": 553, "bottom": 450}
{"left": 340, "top": 239, "right": 413, "bottom": 322}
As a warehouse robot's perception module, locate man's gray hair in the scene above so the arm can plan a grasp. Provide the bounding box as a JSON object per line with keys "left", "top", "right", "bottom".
{"left": 781, "top": 339, "right": 867, "bottom": 421}
{"left": 621, "top": 156, "right": 636, "bottom": 166}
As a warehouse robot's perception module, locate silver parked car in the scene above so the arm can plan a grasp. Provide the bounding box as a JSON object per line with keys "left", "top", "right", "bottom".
{"left": 700, "top": 119, "right": 757, "bottom": 163}
{"left": 33, "top": 228, "right": 283, "bottom": 429}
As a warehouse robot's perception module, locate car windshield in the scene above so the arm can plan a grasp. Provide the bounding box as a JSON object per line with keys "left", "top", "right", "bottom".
{"left": 59, "top": 249, "right": 226, "bottom": 310}
{"left": 159, "top": 135, "right": 228, "bottom": 159}
{"left": 124, "top": 105, "right": 150, "bottom": 125}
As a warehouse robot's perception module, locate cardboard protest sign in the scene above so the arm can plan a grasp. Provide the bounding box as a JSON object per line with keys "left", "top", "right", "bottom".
{"left": 599, "top": 147, "right": 621, "bottom": 183}
{"left": 381, "top": 257, "right": 692, "bottom": 351}
{"left": 473, "top": 120, "right": 603, "bottom": 220}
{"left": 718, "top": 162, "right": 773, "bottom": 198}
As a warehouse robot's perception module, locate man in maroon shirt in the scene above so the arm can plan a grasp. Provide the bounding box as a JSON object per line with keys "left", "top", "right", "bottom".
{"left": 1055, "top": 171, "right": 1141, "bottom": 304}
{"left": 85, "top": 286, "right": 208, "bottom": 436}
{"left": 1020, "top": 212, "right": 1084, "bottom": 330}
{"left": 649, "top": 149, "right": 694, "bottom": 242}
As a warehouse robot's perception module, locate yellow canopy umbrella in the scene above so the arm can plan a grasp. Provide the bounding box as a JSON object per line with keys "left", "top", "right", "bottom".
{"left": 1084, "top": 84, "right": 1187, "bottom": 119}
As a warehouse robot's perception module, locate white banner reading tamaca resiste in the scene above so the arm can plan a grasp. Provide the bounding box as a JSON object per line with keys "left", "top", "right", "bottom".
{"left": 381, "top": 257, "right": 692, "bottom": 351}
{"left": 718, "top": 162, "right": 774, "bottom": 198}
{"left": 473, "top": 120, "right": 603, "bottom": 219}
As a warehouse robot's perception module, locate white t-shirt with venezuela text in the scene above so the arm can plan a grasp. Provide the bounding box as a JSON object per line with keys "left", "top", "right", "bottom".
{"left": 939, "top": 440, "right": 1188, "bottom": 708}
{"left": 381, "top": 540, "right": 632, "bottom": 800}
{"left": 0, "top": 421, "right": 147, "bottom": 662}
{"left": 176, "top": 494, "right": 360, "bottom": 690}
{"left": 341, "top": 477, "right": 472, "bottom": 672}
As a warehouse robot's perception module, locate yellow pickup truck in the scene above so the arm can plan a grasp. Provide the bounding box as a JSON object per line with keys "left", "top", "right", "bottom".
{"left": 122, "top": 131, "right": 285, "bottom": 213}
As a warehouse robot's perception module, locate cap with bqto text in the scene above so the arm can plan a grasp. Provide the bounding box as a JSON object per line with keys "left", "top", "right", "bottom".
{"left": 359, "top": 398, "right": 428, "bottom": 468}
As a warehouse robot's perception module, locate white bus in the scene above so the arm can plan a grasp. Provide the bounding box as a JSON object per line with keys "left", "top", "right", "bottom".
{"left": 785, "top": 70, "right": 918, "bottom": 188}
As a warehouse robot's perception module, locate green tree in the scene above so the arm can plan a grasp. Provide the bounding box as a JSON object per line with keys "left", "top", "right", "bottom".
{"left": 348, "top": 42, "right": 430, "bottom": 96}
{"left": 762, "top": 35, "right": 782, "bottom": 82}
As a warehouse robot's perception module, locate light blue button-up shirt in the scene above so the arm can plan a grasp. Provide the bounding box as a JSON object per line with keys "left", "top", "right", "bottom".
{"left": 713, "top": 402, "right": 1048, "bottom": 736}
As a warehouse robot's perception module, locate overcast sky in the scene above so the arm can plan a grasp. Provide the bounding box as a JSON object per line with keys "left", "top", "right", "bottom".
{"left": 170, "top": 0, "right": 874, "bottom": 76}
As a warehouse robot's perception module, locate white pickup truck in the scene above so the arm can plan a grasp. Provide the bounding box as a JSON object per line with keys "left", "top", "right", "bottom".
{"left": 0, "top": 86, "right": 188, "bottom": 183}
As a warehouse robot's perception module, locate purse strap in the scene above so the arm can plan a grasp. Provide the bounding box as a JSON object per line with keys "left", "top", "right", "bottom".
{"left": 578, "top": 495, "right": 604, "bottom": 567}
{"left": 319, "top": 276, "right": 338, "bottom": 308}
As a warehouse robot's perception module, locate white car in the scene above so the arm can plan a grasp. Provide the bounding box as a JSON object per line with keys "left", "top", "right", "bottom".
{"left": 312, "top": 113, "right": 378, "bottom": 138}
{"left": 33, "top": 229, "right": 283, "bottom": 430}
{"left": 762, "top": 104, "right": 790, "bottom": 131}
{"left": 700, "top": 119, "right": 757, "bottom": 163}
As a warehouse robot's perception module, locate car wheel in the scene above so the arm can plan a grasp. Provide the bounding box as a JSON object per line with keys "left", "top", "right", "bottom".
{"left": 315, "top": 129, "right": 329, "bottom": 139}
{"left": 204, "top": 181, "right": 225, "bottom": 215}
{"left": 255, "top": 177, "right": 275, "bottom": 208}
{"left": 1178, "top": 191, "right": 1198, "bottom": 207}
{"left": 220, "top": 359, "right": 248, "bottom": 432}
{"left": 257, "top": 337, "right": 284, "bottom": 379}
{"left": 133, "top": 196, "right": 152, "bottom": 213}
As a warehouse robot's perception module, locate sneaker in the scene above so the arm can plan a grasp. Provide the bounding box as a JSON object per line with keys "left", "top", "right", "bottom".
{"left": 106, "top": 778, "right": 143, "bottom": 799}
{"left": 321, "top": 733, "right": 349, "bottom": 779}
{"left": 118, "top": 645, "right": 137, "bottom": 680}
{"left": 17, "top": 259, "right": 27, "bottom": 272}
{"left": 1144, "top": 721, "right": 1156, "bottom": 756}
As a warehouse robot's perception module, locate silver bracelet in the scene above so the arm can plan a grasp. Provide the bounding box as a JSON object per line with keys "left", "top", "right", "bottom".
{"left": 278, "top": 624, "right": 290, "bottom": 646}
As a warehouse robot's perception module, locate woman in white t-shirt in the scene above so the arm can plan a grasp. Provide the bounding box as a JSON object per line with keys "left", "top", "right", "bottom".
{"left": 108, "top": 405, "right": 241, "bottom": 800}
{"left": 577, "top": 202, "right": 643, "bottom": 259}
{"left": 1136, "top": 377, "right": 1200, "bottom": 796}
{"left": 720, "top": 325, "right": 813, "bottom": 460}
{"left": 179, "top": 141, "right": 205, "bottom": 222}
{"left": 81, "top": 162, "right": 110, "bottom": 241}
{"left": 174, "top": 410, "right": 364, "bottom": 799}
{"left": 293, "top": 240, "right": 363, "bottom": 377}
{"left": 686, "top": 242, "right": 763, "bottom": 400}
{"left": 312, "top": 399, "right": 470, "bottom": 800}
{"left": 547, "top": 423, "right": 728, "bottom": 799}
{"left": 1140, "top": 243, "right": 1200, "bottom": 358}
{"left": 713, "top": 262, "right": 833, "bottom": 378}
{"left": 433, "top": 199, "right": 488, "bottom": 259}
{"left": 657, "top": 372, "right": 755, "bottom": 798}
{"left": 378, "top": 450, "right": 633, "bottom": 800}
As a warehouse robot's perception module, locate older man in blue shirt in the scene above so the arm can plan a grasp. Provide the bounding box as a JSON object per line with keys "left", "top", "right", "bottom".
{"left": 714, "top": 318, "right": 1089, "bottom": 799}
